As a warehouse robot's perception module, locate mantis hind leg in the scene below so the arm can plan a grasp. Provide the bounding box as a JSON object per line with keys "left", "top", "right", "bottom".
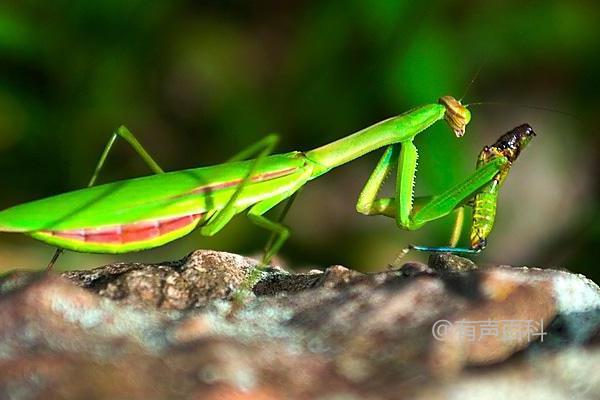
{"left": 47, "top": 126, "right": 165, "bottom": 270}
{"left": 88, "top": 126, "right": 165, "bottom": 187}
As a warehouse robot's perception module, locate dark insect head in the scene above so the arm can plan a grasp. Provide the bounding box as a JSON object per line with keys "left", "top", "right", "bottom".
{"left": 490, "top": 124, "right": 536, "bottom": 162}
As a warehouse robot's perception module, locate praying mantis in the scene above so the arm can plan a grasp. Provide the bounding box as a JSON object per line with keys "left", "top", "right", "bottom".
{"left": 0, "top": 95, "right": 535, "bottom": 270}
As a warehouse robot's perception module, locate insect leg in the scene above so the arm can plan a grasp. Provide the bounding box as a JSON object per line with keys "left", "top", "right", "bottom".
{"left": 89, "top": 125, "right": 164, "bottom": 186}
{"left": 230, "top": 178, "right": 307, "bottom": 297}
{"left": 47, "top": 125, "right": 164, "bottom": 270}
{"left": 248, "top": 210, "right": 289, "bottom": 266}
{"left": 356, "top": 158, "right": 507, "bottom": 255}
{"left": 355, "top": 140, "right": 420, "bottom": 229}
{"left": 406, "top": 157, "right": 508, "bottom": 253}
{"left": 410, "top": 158, "right": 507, "bottom": 226}
{"left": 200, "top": 134, "right": 279, "bottom": 236}
{"left": 246, "top": 173, "right": 309, "bottom": 265}
{"left": 395, "top": 140, "right": 419, "bottom": 229}
{"left": 262, "top": 189, "right": 301, "bottom": 258}
{"left": 225, "top": 134, "right": 280, "bottom": 162}
{"left": 356, "top": 144, "right": 400, "bottom": 218}
{"left": 218, "top": 133, "right": 298, "bottom": 255}
{"left": 223, "top": 134, "right": 305, "bottom": 256}
{"left": 404, "top": 205, "right": 467, "bottom": 260}
{"left": 449, "top": 206, "right": 465, "bottom": 247}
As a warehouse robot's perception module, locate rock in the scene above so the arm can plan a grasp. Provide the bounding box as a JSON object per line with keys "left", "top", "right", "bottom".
{"left": 428, "top": 252, "right": 479, "bottom": 272}
{"left": 0, "top": 249, "right": 597, "bottom": 399}
{"left": 63, "top": 250, "right": 257, "bottom": 309}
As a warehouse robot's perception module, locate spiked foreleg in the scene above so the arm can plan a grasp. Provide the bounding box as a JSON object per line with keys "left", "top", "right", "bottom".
{"left": 356, "top": 140, "right": 422, "bottom": 230}
{"left": 357, "top": 157, "right": 509, "bottom": 253}
{"left": 410, "top": 158, "right": 507, "bottom": 225}
{"left": 396, "top": 140, "right": 419, "bottom": 229}
{"left": 356, "top": 144, "right": 400, "bottom": 217}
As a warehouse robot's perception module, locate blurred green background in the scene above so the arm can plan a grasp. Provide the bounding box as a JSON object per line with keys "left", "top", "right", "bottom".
{"left": 0, "top": 1, "right": 598, "bottom": 282}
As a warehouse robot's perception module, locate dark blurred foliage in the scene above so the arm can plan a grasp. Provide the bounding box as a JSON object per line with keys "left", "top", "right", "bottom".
{"left": 0, "top": 1, "right": 598, "bottom": 281}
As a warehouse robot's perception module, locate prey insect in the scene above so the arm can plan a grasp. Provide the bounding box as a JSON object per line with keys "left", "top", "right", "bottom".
{"left": 0, "top": 96, "right": 534, "bottom": 269}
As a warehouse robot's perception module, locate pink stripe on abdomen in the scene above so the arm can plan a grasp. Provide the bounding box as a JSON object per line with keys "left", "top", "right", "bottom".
{"left": 48, "top": 213, "right": 203, "bottom": 245}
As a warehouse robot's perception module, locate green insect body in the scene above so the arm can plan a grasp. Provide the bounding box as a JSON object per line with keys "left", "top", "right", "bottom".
{"left": 0, "top": 95, "right": 534, "bottom": 267}
{"left": 470, "top": 181, "right": 499, "bottom": 249}
{"left": 3, "top": 152, "right": 312, "bottom": 253}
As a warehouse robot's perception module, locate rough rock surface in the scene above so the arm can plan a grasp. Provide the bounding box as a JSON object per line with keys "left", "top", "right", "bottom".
{"left": 0, "top": 250, "right": 598, "bottom": 399}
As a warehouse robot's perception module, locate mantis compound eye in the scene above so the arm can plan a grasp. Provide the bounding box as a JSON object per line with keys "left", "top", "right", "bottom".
{"left": 438, "top": 95, "right": 471, "bottom": 137}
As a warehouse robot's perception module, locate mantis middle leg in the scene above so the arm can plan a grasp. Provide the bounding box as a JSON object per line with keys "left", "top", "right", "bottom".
{"left": 202, "top": 134, "right": 307, "bottom": 264}
{"left": 246, "top": 169, "right": 310, "bottom": 265}
{"left": 200, "top": 134, "right": 279, "bottom": 236}
{"left": 201, "top": 137, "right": 309, "bottom": 266}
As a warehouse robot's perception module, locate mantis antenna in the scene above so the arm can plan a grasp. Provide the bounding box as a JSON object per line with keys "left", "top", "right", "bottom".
{"left": 466, "top": 101, "right": 580, "bottom": 120}
{"left": 460, "top": 57, "right": 579, "bottom": 119}
{"left": 459, "top": 56, "right": 490, "bottom": 103}
{"left": 459, "top": 56, "right": 578, "bottom": 120}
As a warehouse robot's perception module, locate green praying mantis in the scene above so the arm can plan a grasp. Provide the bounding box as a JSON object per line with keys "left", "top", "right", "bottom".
{"left": 0, "top": 95, "right": 535, "bottom": 270}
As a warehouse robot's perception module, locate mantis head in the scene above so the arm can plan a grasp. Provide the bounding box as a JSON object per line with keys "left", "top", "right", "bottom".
{"left": 438, "top": 95, "right": 471, "bottom": 137}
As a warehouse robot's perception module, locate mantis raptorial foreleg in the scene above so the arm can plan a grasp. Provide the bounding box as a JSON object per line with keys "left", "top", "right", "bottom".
{"left": 356, "top": 141, "right": 509, "bottom": 252}
{"left": 357, "top": 140, "right": 432, "bottom": 230}
{"left": 410, "top": 158, "right": 507, "bottom": 225}
{"left": 356, "top": 144, "right": 399, "bottom": 218}
{"left": 47, "top": 126, "right": 165, "bottom": 270}
{"left": 356, "top": 140, "right": 421, "bottom": 226}
{"left": 397, "top": 141, "right": 419, "bottom": 228}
